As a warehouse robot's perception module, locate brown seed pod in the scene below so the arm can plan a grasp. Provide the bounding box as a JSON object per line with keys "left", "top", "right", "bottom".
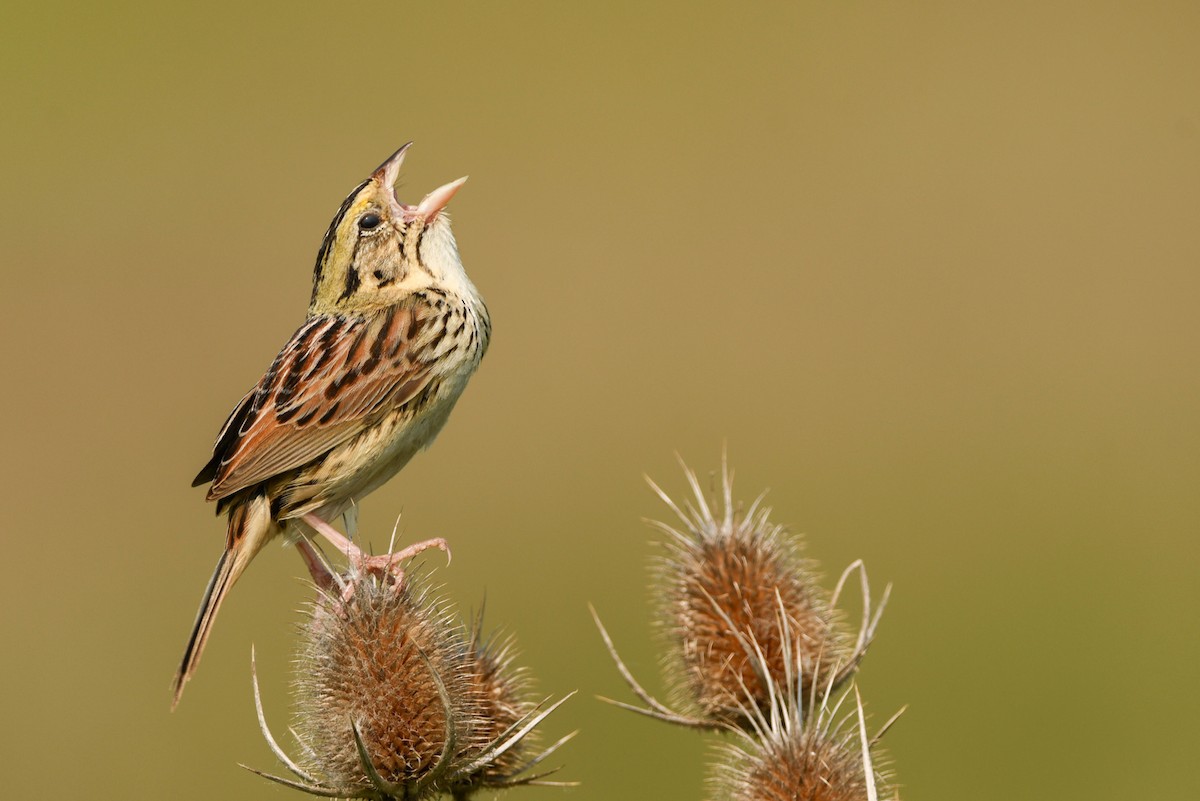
{"left": 716, "top": 710, "right": 893, "bottom": 801}
{"left": 711, "top": 607, "right": 898, "bottom": 801}
{"left": 247, "top": 561, "right": 576, "bottom": 800}
{"left": 292, "top": 571, "right": 475, "bottom": 797}
{"left": 451, "top": 623, "right": 539, "bottom": 793}
{"left": 651, "top": 460, "right": 851, "bottom": 726}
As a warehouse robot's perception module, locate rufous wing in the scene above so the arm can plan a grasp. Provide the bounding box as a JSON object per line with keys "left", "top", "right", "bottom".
{"left": 198, "top": 298, "right": 440, "bottom": 502}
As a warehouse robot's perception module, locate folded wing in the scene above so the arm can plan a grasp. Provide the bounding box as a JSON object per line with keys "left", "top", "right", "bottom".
{"left": 195, "top": 298, "right": 439, "bottom": 502}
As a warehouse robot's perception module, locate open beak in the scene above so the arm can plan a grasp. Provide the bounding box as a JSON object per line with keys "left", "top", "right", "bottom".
{"left": 405, "top": 176, "right": 468, "bottom": 223}
{"left": 371, "top": 142, "right": 412, "bottom": 189}
{"left": 372, "top": 143, "right": 466, "bottom": 223}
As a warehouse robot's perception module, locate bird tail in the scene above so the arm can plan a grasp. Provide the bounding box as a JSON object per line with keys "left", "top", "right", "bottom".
{"left": 172, "top": 493, "right": 273, "bottom": 709}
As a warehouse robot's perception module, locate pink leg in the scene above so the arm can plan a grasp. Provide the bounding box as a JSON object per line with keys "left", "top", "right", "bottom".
{"left": 295, "top": 537, "right": 340, "bottom": 592}
{"left": 300, "top": 513, "right": 451, "bottom": 586}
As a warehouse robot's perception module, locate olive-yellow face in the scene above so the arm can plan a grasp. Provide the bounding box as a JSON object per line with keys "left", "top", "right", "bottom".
{"left": 308, "top": 144, "right": 470, "bottom": 315}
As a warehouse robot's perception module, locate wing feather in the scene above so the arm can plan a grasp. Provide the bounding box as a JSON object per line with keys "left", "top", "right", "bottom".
{"left": 198, "top": 297, "right": 441, "bottom": 501}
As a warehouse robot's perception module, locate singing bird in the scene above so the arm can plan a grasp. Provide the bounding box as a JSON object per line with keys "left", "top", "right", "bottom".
{"left": 174, "top": 144, "right": 491, "bottom": 706}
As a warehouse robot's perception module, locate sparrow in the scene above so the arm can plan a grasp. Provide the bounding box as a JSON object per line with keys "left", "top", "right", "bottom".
{"left": 173, "top": 143, "right": 490, "bottom": 706}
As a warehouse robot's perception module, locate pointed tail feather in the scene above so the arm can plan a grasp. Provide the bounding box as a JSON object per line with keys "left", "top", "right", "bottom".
{"left": 172, "top": 493, "right": 273, "bottom": 709}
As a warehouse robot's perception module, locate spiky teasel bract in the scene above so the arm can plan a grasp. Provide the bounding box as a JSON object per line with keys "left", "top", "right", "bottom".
{"left": 710, "top": 622, "right": 899, "bottom": 801}
{"left": 247, "top": 559, "right": 574, "bottom": 801}
{"left": 649, "top": 458, "right": 851, "bottom": 726}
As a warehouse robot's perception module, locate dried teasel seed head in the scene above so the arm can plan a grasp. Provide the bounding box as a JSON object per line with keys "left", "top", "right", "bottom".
{"left": 248, "top": 543, "right": 576, "bottom": 800}
{"left": 292, "top": 571, "right": 475, "bottom": 796}
{"left": 651, "top": 459, "right": 851, "bottom": 726}
{"left": 715, "top": 715, "right": 894, "bottom": 801}
{"left": 451, "top": 622, "right": 538, "bottom": 793}
{"left": 713, "top": 622, "right": 896, "bottom": 801}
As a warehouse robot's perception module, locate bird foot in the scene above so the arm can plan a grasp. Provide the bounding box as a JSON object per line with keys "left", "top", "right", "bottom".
{"left": 298, "top": 513, "right": 451, "bottom": 596}
{"left": 355, "top": 537, "right": 451, "bottom": 580}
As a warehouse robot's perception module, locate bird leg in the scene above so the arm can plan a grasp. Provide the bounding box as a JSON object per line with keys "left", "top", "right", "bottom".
{"left": 294, "top": 537, "right": 341, "bottom": 594}
{"left": 299, "top": 513, "right": 450, "bottom": 589}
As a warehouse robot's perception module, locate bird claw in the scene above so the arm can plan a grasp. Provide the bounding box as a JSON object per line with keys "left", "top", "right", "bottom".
{"left": 356, "top": 537, "right": 451, "bottom": 582}
{"left": 298, "top": 513, "right": 451, "bottom": 596}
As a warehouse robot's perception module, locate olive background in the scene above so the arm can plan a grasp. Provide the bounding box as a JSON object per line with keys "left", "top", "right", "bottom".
{"left": 2, "top": 3, "right": 1198, "bottom": 799}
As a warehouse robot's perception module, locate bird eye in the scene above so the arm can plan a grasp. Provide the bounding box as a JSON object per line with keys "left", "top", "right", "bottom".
{"left": 358, "top": 213, "right": 381, "bottom": 231}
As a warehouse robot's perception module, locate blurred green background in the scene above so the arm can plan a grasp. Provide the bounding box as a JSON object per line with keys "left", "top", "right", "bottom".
{"left": 2, "top": 2, "right": 1198, "bottom": 798}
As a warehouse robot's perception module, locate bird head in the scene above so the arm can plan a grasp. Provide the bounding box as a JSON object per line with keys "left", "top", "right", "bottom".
{"left": 309, "top": 143, "right": 471, "bottom": 314}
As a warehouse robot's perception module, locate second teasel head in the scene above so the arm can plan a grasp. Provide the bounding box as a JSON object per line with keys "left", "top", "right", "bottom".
{"left": 449, "top": 621, "right": 542, "bottom": 794}
{"left": 711, "top": 663, "right": 897, "bottom": 801}
{"left": 650, "top": 460, "right": 851, "bottom": 727}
